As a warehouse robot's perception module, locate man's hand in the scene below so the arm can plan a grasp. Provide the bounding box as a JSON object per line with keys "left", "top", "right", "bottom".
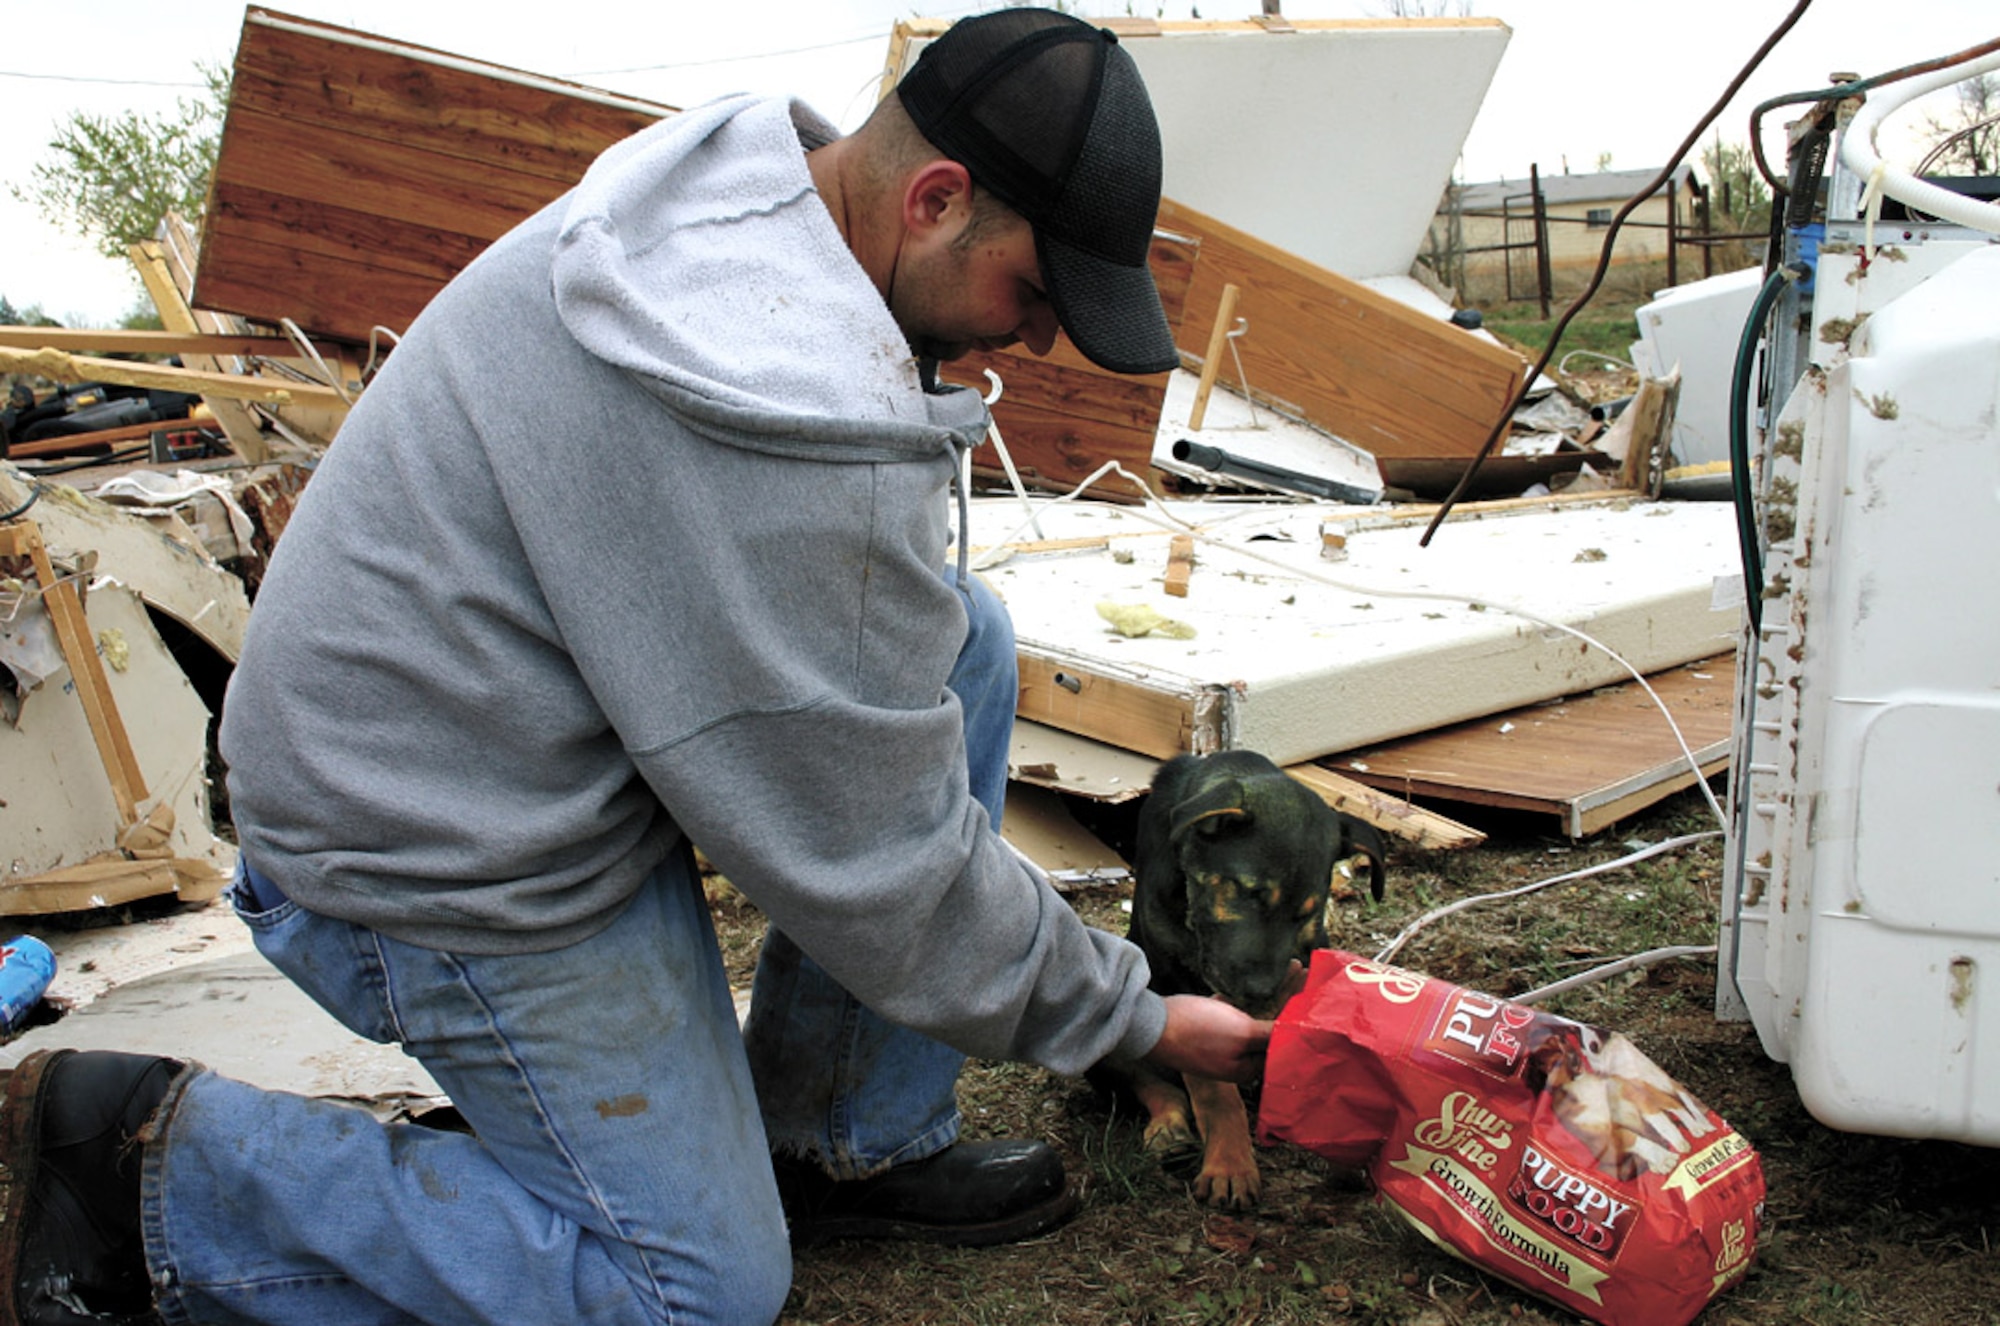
{"left": 1142, "top": 961, "right": 1307, "bottom": 1084}
{"left": 1146, "top": 995, "right": 1273, "bottom": 1085}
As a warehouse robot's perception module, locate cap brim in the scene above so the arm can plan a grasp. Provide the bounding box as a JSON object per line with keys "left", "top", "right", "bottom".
{"left": 1039, "top": 230, "right": 1180, "bottom": 376}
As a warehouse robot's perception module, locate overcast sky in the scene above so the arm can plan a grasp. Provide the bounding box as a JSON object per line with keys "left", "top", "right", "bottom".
{"left": 2, "top": 0, "right": 1991, "bottom": 325}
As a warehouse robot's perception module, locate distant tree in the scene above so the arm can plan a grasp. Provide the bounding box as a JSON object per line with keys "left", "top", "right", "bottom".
{"left": 1, "top": 297, "right": 62, "bottom": 405}
{"left": 0, "top": 296, "right": 60, "bottom": 328}
{"left": 1699, "top": 137, "right": 1772, "bottom": 270}
{"left": 1419, "top": 178, "right": 1468, "bottom": 299}
{"left": 12, "top": 61, "right": 229, "bottom": 264}
{"left": 1916, "top": 71, "right": 1998, "bottom": 176}
{"left": 1370, "top": 1, "right": 1476, "bottom": 13}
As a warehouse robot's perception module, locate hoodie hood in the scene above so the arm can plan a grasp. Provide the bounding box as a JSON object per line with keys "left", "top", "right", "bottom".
{"left": 553, "top": 95, "right": 977, "bottom": 446}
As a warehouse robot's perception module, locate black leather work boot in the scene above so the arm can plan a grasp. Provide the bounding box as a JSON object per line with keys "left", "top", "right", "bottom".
{"left": 0, "top": 1049, "right": 185, "bottom": 1325}
{"left": 774, "top": 1137, "right": 1078, "bottom": 1248}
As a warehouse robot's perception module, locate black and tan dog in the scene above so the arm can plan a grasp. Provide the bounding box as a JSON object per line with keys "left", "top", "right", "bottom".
{"left": 1106, "top": 750, "right": 1386, "bottom": 1208}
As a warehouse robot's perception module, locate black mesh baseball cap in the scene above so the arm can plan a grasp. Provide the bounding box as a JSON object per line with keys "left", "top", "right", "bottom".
{"left": 897, "top": 9, "right": 1179, "bottom": 376}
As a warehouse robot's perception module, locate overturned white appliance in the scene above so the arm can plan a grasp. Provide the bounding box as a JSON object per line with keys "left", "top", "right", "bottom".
{"left": 1718, "top": 52, "right": 2000, "bottom": 1145}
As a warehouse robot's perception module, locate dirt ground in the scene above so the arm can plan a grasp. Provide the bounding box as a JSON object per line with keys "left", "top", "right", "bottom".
{"left": 705, "top": 783, "right": 2000, "bottom": 1326}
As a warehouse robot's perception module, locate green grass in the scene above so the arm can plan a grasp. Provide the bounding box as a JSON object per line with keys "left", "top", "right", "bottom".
{"left": 1480, "top": 297, "right": 1644, "bottom": 371}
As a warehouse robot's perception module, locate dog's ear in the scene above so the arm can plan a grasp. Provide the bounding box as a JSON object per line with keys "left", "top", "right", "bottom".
{"left": 1168, "top": 778, "right": 1251, "bottom": 845}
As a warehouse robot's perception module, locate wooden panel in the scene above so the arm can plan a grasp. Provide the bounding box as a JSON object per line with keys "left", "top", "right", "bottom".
{"left": 197, "top": 7, "right": 667, "bottom": 341}
{"left": 211, "top": 110, "right": 572, "bottom": 245}
{"left": 191, "top": 233, "right": 470, "bottom": 346}
{"left": 205, "top": 185, "right": 490, "bottom": 285}
{"left": 1015, "top": 655, "right": 1222, "bottom": 761}
{"left": 1324, "top": 655, "right": 1736, "bottom": 837}
{"left": 1157, "top": 197, "right": 1528, "bottom": 462}
{"left": 228, "top": 9, "right": 662, "bottom": 182}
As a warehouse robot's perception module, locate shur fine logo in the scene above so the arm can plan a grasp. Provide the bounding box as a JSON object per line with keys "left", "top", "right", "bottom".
{"left": 1390, "top": 1092, "right": 1615, "bottom": 1304}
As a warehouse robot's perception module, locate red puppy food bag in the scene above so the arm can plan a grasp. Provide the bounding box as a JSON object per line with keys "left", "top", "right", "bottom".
{"left": 1260, "top": 950, "right": 1763, "bottom": 1326}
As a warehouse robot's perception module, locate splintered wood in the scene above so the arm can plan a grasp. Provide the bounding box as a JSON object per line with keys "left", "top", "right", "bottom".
{"left": 1164, "top": 535, "right": 1196, "bottom": 597}
{"left": 0, "top": 522, "right": 147, "bottom": 826}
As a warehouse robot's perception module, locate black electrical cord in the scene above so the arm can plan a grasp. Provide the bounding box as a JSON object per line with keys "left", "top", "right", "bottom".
{"left": 2, "top": 439, "right": 161, "bottom": 521}
{"left": 1747, "top": 33, "right": 2000, "bottom": 196}
{"left": 1728, "top": 262, "right": 1810, "bottom": 635}
{"left": 1419, "top": 0, "right": 1816, "bottom": 547}
{"left": 19, "top": 441, "right": 154, "bottom": 475}
{"left": 0, "top": 488, "right": 37, "bottom": 522}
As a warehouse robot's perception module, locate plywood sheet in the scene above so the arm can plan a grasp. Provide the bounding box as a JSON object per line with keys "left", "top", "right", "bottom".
{"left": 999, "top": 782, "right": 1132, "bottom": 888}
{"left": 197, "top": 7, "right": 670, "bottom": 341}
{"left": 1010, "top": 718, "right": 1159, "bottom": 804}
{"left": 1158, "top": 198, "right": 1528, "bottom": 463}
{"left": 1322, "top": 655, "right": 1736, "bottom": 837}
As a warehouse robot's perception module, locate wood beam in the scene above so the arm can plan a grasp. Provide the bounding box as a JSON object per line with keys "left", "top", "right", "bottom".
{"left": 5, "top": 417, "right": 217, "bottom": 460}
{"left": 0, "top": 345, "right": 345, "bottom": 409}
{"left": 130, "top": 236, "right": 277, "bottom": 462}
{"left": 1285, "top": 763, "right": 1486, "bottom": 851}
{"left": 0, "top": 327, "right": 302, "bottom": 357}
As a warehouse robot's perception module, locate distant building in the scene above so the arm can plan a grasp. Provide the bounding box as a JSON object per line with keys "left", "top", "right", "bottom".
{"left": 1430, "top": 165, "right": 1704, "bottom": 304}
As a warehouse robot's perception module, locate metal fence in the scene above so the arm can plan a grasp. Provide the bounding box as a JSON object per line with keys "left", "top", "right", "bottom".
{"left": 1430, "top": 165, "right": 1767, "bottom": 313}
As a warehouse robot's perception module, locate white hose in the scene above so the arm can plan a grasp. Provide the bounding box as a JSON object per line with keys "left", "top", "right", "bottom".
{"left": 1838, "top": 50, "right": 2000, "bottom": 236}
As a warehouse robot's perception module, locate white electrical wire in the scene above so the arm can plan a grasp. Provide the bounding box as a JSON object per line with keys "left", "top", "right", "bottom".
{"left": 0, "top": 567, "right": 88, "bottom": 624}
{"left": 1839, "top": 50, "right": 2000, "bottom": 237}
{"left": 977, "top": 461, "right": 1729, "bottom": 829}
{"left": 1558, "top": 349, "right": 1638, "bottom": 376}
{"left": 1512, "top": 944, "right": 1719, "bottom": 1007}
{"left": 279, "top": 318, "right": 355, "bottom": 405}
{"left": 1224, "top": 317, "right": 1261, "bottom": 428}
{"left": 362, "top": 327, "right": 401, "bottom": 384}
{"left": 1372, "top": 832, "right": 1722, "bottom": 967}
{"left": 979, "top": 369, "right": 1045, "bottom": 541}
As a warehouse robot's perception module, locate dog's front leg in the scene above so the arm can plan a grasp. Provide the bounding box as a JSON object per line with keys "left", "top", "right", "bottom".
{"left": 1185, "top": 1074, "right": 1260, "bottom": 1209}
{"left": 1128, "top": 1061, "right": 1199, "bottom": 1159}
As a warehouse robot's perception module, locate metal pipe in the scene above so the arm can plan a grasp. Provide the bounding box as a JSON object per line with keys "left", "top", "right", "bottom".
{"left": 1169, "top": 439, "right": 1378, "bottom": 506}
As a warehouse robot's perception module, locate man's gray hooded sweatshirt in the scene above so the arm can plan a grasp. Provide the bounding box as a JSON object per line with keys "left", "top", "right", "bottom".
{"left": 219, "top": 95, "right": 1167, "bottom": 1075}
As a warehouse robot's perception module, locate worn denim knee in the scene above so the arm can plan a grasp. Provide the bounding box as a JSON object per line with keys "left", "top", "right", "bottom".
{"left": 141, "top": 854, "right": 791, "bottom": 1326}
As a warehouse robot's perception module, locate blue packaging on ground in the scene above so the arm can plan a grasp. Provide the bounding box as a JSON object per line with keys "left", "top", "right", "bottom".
{"left": 0, "top": 934, "right": 57, "bottom": 1032}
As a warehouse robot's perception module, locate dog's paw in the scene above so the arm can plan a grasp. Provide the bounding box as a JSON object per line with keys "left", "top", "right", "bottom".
{"left": 1142, "top": 1111, "right": 1198, "bottom": 1158}
{"left": 1192, "top": 1156, "right": 1262, "bottom": 1210}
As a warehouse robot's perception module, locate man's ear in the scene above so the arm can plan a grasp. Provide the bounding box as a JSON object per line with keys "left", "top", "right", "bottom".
{"left": 902, "top": 159, "right": 975, "bottom": 241}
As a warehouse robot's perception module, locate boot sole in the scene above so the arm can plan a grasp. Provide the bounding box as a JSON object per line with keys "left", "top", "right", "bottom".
{"left": 0, "top": 1049, "right": 71, "bottom": 1326}
{"left": 791, "top": 1180, "right": 1079, "bottom": 1250}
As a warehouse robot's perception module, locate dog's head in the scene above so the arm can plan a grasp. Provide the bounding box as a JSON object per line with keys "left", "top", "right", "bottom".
{"left": 1136, "top": 752, "right": 1361, "bottom": 1017}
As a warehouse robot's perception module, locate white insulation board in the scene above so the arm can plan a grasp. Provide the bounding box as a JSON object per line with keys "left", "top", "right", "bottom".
{"left": 968, "top": 496, "right": 1743, "bottom": 767}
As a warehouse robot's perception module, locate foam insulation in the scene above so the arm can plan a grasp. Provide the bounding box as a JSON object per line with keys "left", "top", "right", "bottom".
{"left": 969, "top": 496, "right": 1741, "bottom": 768}
{"left": 1122, "top": 22, "right": 1509, "bottom": 280}
{"left": 1, "top": 582, "right": 227, "bottom": 883}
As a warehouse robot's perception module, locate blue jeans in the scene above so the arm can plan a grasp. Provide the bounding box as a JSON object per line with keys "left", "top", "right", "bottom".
{"left": 140, "top": 573, "right": 1016, "bottom": 1325}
